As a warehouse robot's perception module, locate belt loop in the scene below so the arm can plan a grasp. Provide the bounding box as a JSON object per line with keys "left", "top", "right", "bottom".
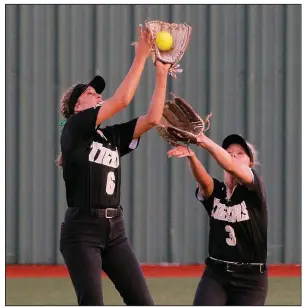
{"left": 90, "top": 209, "right": 98, "bottom": 219}
{"left": 260, "top": 264, "right": 266, "bottom": 274}
{"left": 226, "top": 263, "right": 234, "bottom": 273}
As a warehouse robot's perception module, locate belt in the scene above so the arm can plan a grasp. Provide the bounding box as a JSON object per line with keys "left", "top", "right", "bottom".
{"left": 206, "top": 257, "right": 267, "bottom": 274}
{"left": 80, "top": 207, "right": 122, "bottom": 219}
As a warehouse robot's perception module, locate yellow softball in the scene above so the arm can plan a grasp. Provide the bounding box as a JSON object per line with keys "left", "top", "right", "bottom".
{"left": 155, "top": 31, "right": 174, "bottom": 52}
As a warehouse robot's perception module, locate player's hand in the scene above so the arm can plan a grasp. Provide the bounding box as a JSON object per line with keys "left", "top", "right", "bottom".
{"left": 167, "top": 146, "right": 195, "bottom": 158}
{"left": 155, "top": 61, "right": 171, "bottom": 75}
{"left": 132, "top": 25, "right": 153, "bottom": 59}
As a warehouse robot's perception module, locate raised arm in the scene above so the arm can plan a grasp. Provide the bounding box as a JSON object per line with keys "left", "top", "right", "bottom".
{"left": 95, "top": 25, "right": 153, "bottom": 126}
{"left": 167, "top": 146, "right": 214, "bottom": 198}
{"left": 132, "top": 61, "right": 171, "bottom": 139}
{"left": 196, "top": 134, "right": 253, "bottom": 185}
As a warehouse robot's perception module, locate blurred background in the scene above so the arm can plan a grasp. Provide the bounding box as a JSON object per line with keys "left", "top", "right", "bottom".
{"left": 6, "top": 4, "right": 301, "bottom": 267}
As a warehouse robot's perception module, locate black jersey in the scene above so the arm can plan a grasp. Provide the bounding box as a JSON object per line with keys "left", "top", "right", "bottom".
{"left": 196, "top": 169, "right": 268, "bottom": 263}
{"left": 61, "top": 106, "right": 139, "bottom": 209}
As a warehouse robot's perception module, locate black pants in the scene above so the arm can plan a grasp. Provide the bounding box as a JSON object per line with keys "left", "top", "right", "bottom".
{"left": 60, "top": 208, "right": 154, "bottom": 306}
{"left": 193, "top": 259, "right": 268, "bottom": 306}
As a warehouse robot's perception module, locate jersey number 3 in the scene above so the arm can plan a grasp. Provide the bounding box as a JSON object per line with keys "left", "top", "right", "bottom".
{"left": 225, "top": 225, "right": 237, "bottom": 246}
{"left": 106, "top": 172, "right": 115, "bottom": 195}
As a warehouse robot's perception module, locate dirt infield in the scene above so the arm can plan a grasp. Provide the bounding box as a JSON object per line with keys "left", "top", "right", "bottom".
{"left": 6, "top": 264, "right": 301, "bottom": 278}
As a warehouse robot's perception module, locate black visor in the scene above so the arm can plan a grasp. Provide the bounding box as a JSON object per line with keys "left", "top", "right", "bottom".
{"left": 67, "top": 75, "right": 106, "bottom": 118}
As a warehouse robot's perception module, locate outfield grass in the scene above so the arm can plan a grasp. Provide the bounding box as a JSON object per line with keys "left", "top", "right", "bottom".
{"left": 6, "top": 277, "right": 301, "bottom": 305}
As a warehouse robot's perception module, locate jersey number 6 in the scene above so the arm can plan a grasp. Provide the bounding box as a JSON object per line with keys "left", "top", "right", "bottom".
{"left": 225, "top": 225, "right": 237, "bottom": 246}
{"left": 106, "top": 172, "right": 115, "bottom": 195}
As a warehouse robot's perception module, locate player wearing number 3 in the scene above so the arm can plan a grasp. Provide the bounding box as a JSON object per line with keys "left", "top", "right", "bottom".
{"left": 57, "top": 25, "right": 171, "bottom": 305}
{"left": 168, "top": 133, "right": 268, "bottom": 305}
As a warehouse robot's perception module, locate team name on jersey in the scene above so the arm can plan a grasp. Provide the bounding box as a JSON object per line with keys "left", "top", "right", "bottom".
{"left": 211, "top": 198, "right": 250, "bottom": 223}
{"left": 89, "top": 141, "right": 119, "bottom": 168}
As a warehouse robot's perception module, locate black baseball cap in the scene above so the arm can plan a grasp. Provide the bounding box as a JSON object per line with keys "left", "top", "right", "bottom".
{"left": 67, "top": 75, "right": 106, "bottom": 118}
{"left": 222, "top": 134, "right": 253, "bottom": 162}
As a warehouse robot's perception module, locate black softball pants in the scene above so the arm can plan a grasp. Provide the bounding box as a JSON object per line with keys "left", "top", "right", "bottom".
{"left": 193, "top": 258, "right": 268, "bottom": 306}
{"left": 60, "top": 208, "right": 154, "bottom": 306}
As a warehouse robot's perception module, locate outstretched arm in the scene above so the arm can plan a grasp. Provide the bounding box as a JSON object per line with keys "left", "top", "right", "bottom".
{"left": 196, "top": 134, "right": 253, "bottom": 185}
{"left": 132, "top": 61, "right": 171, "bottom": 139}
{"left": 95, "top": 25, "right": 153, "bottom": 126}
{"left": 167, "top": 146, "right": 214, "bottom": 198}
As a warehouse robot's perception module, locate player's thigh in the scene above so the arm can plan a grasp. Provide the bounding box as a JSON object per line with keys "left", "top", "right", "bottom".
{"left": 102, "top": 237, "right": 154, "bottom": 306}
{"left": 60, "top": 242, "right": 103, "bottom": 306}
{"left": 227, "top": 274, "right": 268, "bottom": 306}
{"left": 193, "top": 268, "right": 228, "bottom": 306}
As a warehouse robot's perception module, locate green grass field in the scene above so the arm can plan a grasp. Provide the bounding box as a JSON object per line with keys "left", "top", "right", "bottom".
{"left": 6, "top": 277, "right": 301, "bottom": 305}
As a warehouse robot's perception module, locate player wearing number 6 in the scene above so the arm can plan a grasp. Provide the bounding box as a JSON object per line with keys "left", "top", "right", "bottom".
{"left": 167, "top": 133, "right": 268, "bottom": 305}
{"left": 57, "top": 25, "right": 171, "bottom": 305}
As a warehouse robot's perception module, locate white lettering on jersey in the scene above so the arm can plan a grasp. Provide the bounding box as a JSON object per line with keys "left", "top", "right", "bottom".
{"left": 225, "top": 225, "right": 237, "bottom": 246}
{"left": 211, "top": 198, "right": 221, "bottom": 219}
{"left": 211, "top": 198, "right": 250, "bottom": 223}
{"left": 240, "top": 202, "right": 250, "bottom": 221}
{"left": 89, "top": 141, "right": 119, "bottom": 168}
{"left": 106, "top": 171, "right": 115, "bottom": 195}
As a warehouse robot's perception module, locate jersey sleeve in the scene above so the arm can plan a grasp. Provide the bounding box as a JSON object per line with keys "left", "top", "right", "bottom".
{"left": 107, "top": 117, "right": 140, "bottom": 157}
{"left": 61, "top": 106, "right": 100, "bottom": 151}
{"left": 195, "top": 178, "right": 222, "bottom": 216}
{"left": 249, "top": 168, "right": 267, "bottom": 206}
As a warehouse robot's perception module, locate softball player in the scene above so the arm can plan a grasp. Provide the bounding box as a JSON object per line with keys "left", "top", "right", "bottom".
{"left": 168, "top": 133, "right": 268, "bottom": 305}
{"left": 58, "top": 26, "right": 171, "bottom": 305}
